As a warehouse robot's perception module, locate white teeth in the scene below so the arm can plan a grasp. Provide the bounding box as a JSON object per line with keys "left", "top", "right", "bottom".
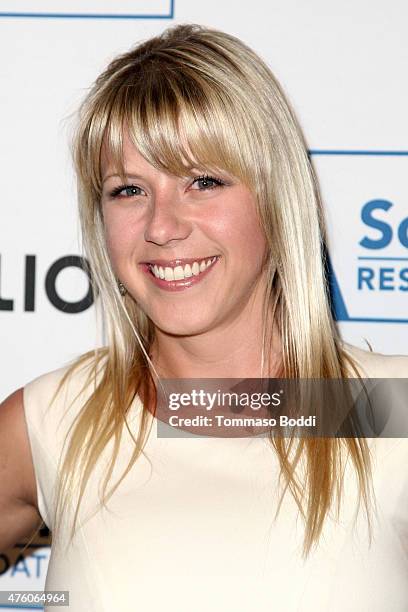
{"left": 164, "top": 267, "right": 175, "bottom": 281}
{"left": 149, "top": 256, "right": 218, "bottom": 281}
{"left": 184, "top": 264, "right": 193, "bottom": 278}
{"left": 173, "top": 265, "right": 184, "bottom": 280}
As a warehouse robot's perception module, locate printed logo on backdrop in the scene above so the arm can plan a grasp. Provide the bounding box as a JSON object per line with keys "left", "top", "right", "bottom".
{"left": 0, "top": 255, "right": 93, "bottom": 313}
{"left": 0, "top": 0, "right": 174, "bottom": 19}
{"left": 0, "top": 527, "right": 51, "bottom": 610}
{"left": 311, "top": 150, "right": 408, "bottom": 323}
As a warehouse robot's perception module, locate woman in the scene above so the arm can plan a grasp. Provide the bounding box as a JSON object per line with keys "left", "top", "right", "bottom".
{"left": 1, "top": 24, "right": 407, "bottom": 611}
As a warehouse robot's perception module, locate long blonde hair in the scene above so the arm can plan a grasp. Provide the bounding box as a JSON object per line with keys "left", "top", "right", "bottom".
{"left": 51, "top": 23, "right": 372, "bottom": 556}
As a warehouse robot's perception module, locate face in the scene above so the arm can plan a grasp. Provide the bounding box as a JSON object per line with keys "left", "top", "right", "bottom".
{"left": 101, "top": 132, "right": 269, "bottom": 338}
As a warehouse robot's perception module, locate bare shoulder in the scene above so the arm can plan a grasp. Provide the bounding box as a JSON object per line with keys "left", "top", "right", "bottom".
{"left": 0, "top": 350, "right": 109, "bottom": 551}
{"left": 342, "top": 342, "right": 408, "bottom": 378}
{"left": 0, "top": 387, "right": 37, "bottom": 508}
{"left": 0, "top": 387, "right": 43, "bottom": 551}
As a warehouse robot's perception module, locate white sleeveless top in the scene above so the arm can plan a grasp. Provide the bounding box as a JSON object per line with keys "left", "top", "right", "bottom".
{"left": 23, "top": 344, "right": 408, "bottom": 612}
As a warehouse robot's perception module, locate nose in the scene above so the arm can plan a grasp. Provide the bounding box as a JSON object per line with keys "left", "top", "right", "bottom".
{"left": 144, "top": 188, "right": 192, "bottom": 246}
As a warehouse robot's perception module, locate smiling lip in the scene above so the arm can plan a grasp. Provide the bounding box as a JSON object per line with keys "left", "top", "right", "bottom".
{"left": 141, "top": 256, "right": 219, "bottom": 267}
{"left": 140, "top": 256, "right": 220, "bottom": 292}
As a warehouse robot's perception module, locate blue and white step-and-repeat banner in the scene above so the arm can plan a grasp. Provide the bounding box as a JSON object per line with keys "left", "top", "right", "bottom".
{"left": 0, "top": 1, "right": 407, "bottom": 606}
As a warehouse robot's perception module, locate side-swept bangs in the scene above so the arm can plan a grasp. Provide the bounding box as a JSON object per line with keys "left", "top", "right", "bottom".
{"left": 75, "top": 38, "right": 273, "bottom": 205}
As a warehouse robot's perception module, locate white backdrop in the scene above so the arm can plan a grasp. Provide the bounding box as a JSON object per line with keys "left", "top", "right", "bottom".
{"left": 0, "top": 0, "right": 407, "bottom": 604}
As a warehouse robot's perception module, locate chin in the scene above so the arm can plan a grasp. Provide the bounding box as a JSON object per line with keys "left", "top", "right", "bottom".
{"left": 151, "top": 315, "right": 213, "bottom": 338}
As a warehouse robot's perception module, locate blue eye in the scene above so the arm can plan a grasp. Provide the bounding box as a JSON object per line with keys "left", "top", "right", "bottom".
{"left": 109, "top": 184, "right": 145, "bottom": 198}
{"left": 191, "top": 175, "right": 225, "bottom": 190}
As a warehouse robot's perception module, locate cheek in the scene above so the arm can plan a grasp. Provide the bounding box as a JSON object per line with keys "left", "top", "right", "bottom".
{"left": 226, "top": 211, "right": 268, "bottom": 268}
{"left": 102, "top": 209, "right": 141, "bottom": 263}
{"left": 244, "top": 234, "right": 268, "bottom": 274}
{"left": 103, "top": 221, "right": 124, "bottom": 268}
{"left": 241, "top": 203, "right": 268, "bottom": 266}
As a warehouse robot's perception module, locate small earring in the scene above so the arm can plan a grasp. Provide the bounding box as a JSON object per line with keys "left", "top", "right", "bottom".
{"left": 118, "top": 280, "right": 127, "bottom": 296}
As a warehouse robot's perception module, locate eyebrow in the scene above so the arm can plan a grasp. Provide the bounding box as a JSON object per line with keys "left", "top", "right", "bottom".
{"left": 102, "top": 172, "right": 144, "bottom": 184}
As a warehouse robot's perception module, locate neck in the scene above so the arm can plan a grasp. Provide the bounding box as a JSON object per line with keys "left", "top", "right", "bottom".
{"left": 149, "top": 312, "right": 281, "bottom": 380}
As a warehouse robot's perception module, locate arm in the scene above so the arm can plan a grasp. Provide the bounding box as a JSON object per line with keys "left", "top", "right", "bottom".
{"left": 0, "top": 388, "right": 43, "bottom": 552}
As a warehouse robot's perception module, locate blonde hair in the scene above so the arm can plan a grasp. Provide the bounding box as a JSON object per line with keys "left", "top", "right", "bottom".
{"left": 50, "top": 23, "right": 372, "bottom": 556}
